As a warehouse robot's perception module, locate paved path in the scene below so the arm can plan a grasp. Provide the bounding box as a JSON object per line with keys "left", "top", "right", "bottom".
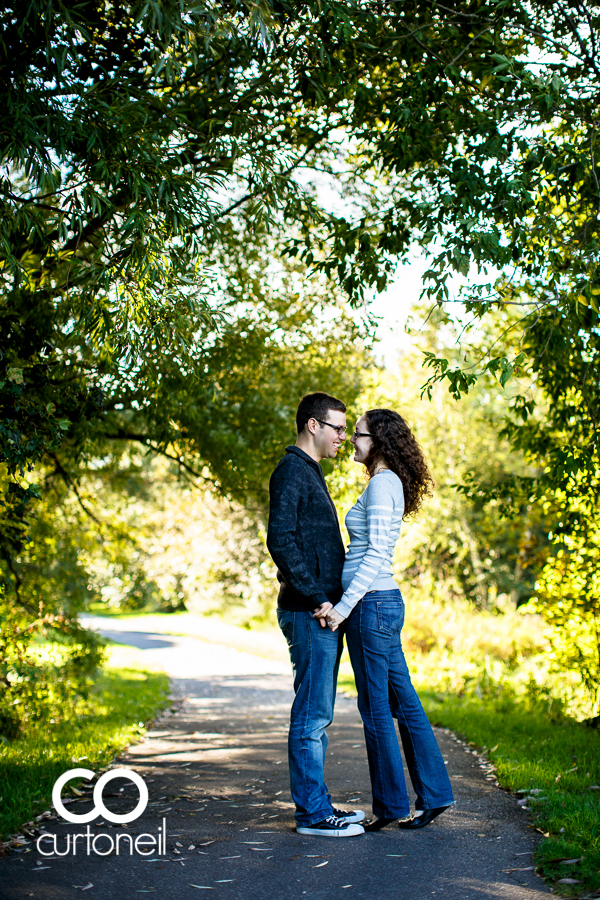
{"left": 0, "top": 621, "right": 551, "bottom": 900}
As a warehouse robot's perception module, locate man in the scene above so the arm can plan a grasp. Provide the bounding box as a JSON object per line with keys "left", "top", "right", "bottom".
{"left": 267, "top": 392, "right": 365, "bottom": 837}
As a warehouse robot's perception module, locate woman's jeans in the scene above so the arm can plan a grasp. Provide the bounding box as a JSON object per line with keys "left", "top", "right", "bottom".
{"left": 345, "top": 589, "right": 454, "bottom": 819}
{"left": 277, "top": 608, "right": 344, "bottom": 827}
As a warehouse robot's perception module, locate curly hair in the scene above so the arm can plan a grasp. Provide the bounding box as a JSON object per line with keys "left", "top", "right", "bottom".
{"left": 363, "top": 408, "right": 434, "bottom": 518}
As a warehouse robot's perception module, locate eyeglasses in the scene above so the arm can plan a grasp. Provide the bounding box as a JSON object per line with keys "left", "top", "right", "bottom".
{"left": 353, "top": 430, "right": 373, "bottom": 439}
{"left": 314, "top": 418, "right": 347, "bottom": 437}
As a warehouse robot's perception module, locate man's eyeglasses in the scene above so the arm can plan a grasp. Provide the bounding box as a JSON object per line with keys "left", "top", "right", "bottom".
{"left": 314, "top": 418, "right": 347, "bottom": 437}
{"left": 353, "top": 430, "right": 373, "bottom": 439}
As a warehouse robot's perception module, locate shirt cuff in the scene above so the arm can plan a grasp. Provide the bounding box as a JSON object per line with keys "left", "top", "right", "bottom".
{"left": 311, "top": 592, "right": 332, "bottom": 610}
{"left": 334, "top": 594, "right": 358, "bottom": 619}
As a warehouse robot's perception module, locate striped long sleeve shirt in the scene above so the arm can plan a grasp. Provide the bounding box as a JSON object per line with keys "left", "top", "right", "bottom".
{"left": 336, "top": 469, "right": 404, "bottom": 619}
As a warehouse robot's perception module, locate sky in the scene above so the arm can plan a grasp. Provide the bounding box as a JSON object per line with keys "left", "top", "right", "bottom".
{"left": 367, "top": 253, "right": 431, "bottom": 365}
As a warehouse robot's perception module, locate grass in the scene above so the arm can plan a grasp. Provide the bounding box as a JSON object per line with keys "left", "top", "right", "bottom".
{"left": 338, "top": 672, "right": 600, "bottom": 898}
{"left": 0, "top": 644, "right": 170, "bottom": 841}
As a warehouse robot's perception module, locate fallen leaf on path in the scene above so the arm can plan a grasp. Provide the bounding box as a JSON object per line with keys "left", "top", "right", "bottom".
{"left": 199, "top": 841, "right": 215, "bottom": 846}
{"left": 560, "top": 859, "right": 582, "bottom": 865}
{"left": 189, "top": 886, "right": 215, "bottom": 890}
{"left": 81, "top": 885, "right": 93, "bottom": 891}
{"left": 503, "top": 867, "right": 535, "bottom": 872}
{"left": 557, "top": 879, "right": 581, "bottom": 884}
{"left": 219, "top": 856, "right": 241, "bottom": 859}
{"left": 215, "top": 880, "right": 235, "bottom": 883}
{"left": 490, "top": 744, "right": 499, "bottom": 752}
{"left": 249, "top": 848, "right": 273, "bottom": 851}
{"left": 341, "top": 886, "right": 352, "bottom": 889}
{"left": 32, "top": 867, "right": 51, "bottom": 870}
{"left": 313, "top": 861, "right": 328, "bottom": 868}
{"left": 386, "top": 855, "right": 407, "bottom": 857}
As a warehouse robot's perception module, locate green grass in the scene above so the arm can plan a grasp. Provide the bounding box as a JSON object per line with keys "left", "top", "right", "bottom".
{"left": 0, "top": 648, "right": 169, "bottom": 840}
{"left": 338, "top": 674, "right": 600, "bottom": 898}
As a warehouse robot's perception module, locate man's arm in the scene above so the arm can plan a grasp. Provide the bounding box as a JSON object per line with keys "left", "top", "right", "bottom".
{"left": 267, "top": 463, "right": 330, "bottom": 608}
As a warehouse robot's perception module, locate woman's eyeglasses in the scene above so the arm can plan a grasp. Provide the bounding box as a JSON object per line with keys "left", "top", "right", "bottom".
{"left": 353, "top": 430, "right": 373, "bottom": 439}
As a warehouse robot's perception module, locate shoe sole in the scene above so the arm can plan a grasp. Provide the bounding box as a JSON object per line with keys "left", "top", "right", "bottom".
{"left": 296, "top": 825, "right": 365, "bottom": 837}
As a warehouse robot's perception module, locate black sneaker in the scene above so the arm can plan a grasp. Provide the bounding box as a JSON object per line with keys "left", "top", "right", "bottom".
{"left": 296, "top": 815, "right": 365, "bottom": 837}
{"left": 332, "top": 806, "right": 366, "bottom": 824}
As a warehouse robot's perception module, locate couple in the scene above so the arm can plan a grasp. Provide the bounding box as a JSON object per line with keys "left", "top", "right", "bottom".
{"left": 267, "top": 392, "right": 454, "bottom": 837}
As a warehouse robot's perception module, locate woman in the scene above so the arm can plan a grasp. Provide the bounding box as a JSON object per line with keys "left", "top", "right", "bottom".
{"left": 315, "top": 408, "right": 454, "bottom": 831}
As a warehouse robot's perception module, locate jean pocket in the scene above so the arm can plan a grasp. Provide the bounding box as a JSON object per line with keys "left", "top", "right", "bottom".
{"left": 277, "top": 610, "right": 295, "bottom": 647}
{"left": 376, "top": 601, "right": 403, "bottom": 635}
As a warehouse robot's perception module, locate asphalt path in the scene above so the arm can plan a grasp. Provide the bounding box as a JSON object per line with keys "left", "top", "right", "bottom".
{"left": 0, "top": 619, "right": 552, "bottom": 900}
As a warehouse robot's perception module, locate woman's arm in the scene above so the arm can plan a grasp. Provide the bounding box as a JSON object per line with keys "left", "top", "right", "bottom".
{"left": 334, "top": 475, "right": 399, "bottom": 620}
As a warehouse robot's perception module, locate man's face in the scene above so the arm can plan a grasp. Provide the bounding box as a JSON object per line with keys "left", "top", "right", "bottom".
{"left": 312, "top": 409, "right": 347, "bottom": 459}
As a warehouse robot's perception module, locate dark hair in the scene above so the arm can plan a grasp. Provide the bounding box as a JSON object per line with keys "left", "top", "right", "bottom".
{"left": 296, "top": 392, "right": 346, "bottom": 434}
{"left": 363, "top": 408, "right": 433, "bottom": 518}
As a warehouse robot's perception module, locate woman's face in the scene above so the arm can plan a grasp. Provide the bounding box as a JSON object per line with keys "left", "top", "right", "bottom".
{"left": 350, "top": 414, "right": 373, "bottom": 465}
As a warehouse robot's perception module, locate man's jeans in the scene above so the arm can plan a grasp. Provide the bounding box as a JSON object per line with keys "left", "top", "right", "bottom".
{"left": 277, "top": 608, "right": 343, "bottom": 827}
{"left": 345, "top": 589, "right": 454, "bottom": 819}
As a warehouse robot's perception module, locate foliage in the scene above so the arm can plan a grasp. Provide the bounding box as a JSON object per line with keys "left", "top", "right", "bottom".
{"left": 0, "top": 648, "right": 169, "bottom": 839}
{"left": 533, "top": 516, "right": 600, "bottom": 710}
{"left": 6, "top": 0, "right": 600, "bottom": 519}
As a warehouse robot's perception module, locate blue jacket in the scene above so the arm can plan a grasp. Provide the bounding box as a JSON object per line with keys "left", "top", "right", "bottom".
{"left": 267, "top": 446, "right": 345, "bottom": 611}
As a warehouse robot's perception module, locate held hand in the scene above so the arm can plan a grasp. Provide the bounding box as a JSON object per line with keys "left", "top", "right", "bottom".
{"left": 325, "top": 608, "right": 346, "bottom": 632}
{"left": 313, "top": 601, "right": 333, "bottom": 628}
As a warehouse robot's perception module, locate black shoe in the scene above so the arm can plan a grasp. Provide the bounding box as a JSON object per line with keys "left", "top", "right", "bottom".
{"left": 397, "top": 806, "right": 450, "bottom": 829}
{"left": 364, "top": 817, "right": 397, "bottom": 832}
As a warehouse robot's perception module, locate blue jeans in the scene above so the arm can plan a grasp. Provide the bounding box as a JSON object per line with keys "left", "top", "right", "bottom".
{"left": 345, "top": 589, "right": 454, "bottom": 819}
{"left": 277, "top": 608, "right": 344, "bottom": 827}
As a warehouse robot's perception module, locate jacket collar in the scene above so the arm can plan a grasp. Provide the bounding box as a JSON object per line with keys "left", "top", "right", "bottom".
{"left": 285, "top": 445, "right": 322, "bottom": 470}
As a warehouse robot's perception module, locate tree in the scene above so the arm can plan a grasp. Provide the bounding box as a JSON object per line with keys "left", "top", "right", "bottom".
{"left": 7, "top": 0, "right": 600, "bottom": 541}
{"left": 4, "top": 0, "right": 600, "bottom": 721}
